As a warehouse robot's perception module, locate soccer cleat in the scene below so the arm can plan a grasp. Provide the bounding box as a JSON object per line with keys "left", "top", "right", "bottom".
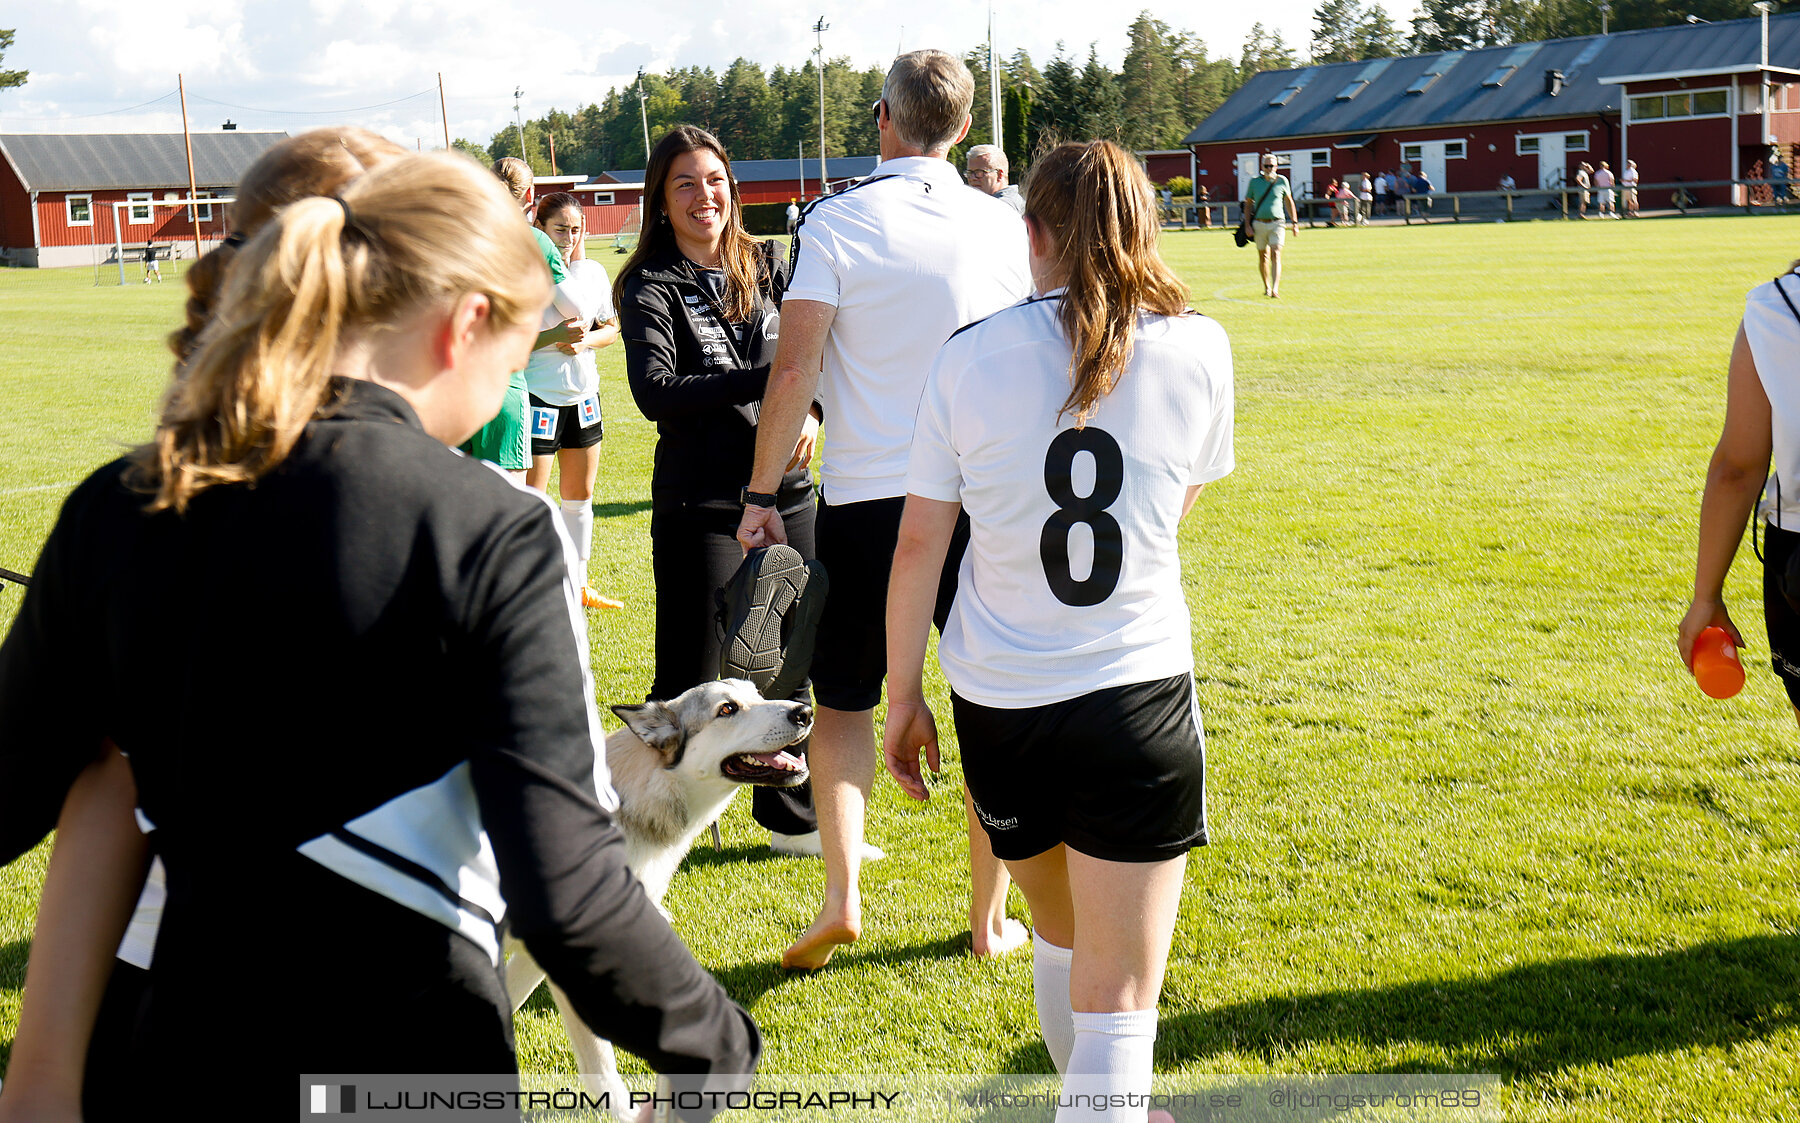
{"left": 581, "top": 586, "right": 623, "bottom": 610}
{"left": 717, "top": 544, "right": 828, "bottom": 697}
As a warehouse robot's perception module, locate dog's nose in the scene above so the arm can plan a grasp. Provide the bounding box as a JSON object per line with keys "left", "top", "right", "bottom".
{"left": 790, "top": 704, "right": 814, "bottom": 726}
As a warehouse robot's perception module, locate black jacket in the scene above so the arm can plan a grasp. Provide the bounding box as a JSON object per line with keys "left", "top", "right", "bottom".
{"left": 619, "top": 239, "right": 810, "bottom": 507}
{"left": 0, "top": 380, "right": 758, "bottom": 1110}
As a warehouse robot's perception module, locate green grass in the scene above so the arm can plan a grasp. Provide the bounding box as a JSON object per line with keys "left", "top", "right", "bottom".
{"left": 3, "top": 219, "right": 1799, "bottom": 1120}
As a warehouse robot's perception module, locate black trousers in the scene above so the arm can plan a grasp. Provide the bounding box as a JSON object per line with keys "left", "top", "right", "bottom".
{"left": 650, "top": 494, "right": 818, "bottom": 835}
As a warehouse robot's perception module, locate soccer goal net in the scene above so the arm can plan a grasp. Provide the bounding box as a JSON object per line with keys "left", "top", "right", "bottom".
{"left": 611, "top": 204, "right": 641, "bottom": 254}
{"left": 104, "top": 195, "right": 235, "bottom": 286}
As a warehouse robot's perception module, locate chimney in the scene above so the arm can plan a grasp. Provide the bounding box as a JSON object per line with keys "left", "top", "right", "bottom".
{"left": 1544, "top": 70, "right": 1564, "bottom": 97}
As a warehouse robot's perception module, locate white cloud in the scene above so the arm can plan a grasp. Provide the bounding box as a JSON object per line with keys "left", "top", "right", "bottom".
{"left": 2, "top": 0, "right": 1423, "bottom": 138}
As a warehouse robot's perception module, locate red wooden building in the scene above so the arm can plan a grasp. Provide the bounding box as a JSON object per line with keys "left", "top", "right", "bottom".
{"left": 598, "top": 155, "right": 879, "bottom": 207}
{"left": 0, "top": 131, "right": 287, "bottom": 268}
{"left": 1182, "top": 13, "right": 1800, "bottom": 209}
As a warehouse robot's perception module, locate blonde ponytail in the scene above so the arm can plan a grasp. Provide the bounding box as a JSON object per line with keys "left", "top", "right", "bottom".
{"left": 132, "top": 152, "right": 548, "bottom": 512}
{"left": 1023, "top": 141, "right": 1189, "bottom": 426}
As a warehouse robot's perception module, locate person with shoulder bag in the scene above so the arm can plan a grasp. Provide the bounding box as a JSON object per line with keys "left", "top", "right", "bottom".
{"left": 1240, "top": 155, "right": 1298, "bottom": 298}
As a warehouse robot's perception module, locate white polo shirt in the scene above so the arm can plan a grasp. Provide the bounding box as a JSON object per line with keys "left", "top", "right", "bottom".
{"left": 786, "top": 155, "right": 1031, "bottom": 504}
{"left": 907, "top": 292, "right": 1235, "bottom": 708}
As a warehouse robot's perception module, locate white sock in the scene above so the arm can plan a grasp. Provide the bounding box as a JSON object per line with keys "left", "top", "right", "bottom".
{"left": 1032, "top": 933, "right": 1075, "bottom": 1074}
{"left": 559, "top": 498, "right": 593, "bottom": 567}
{"left": 1057, "top": 1008, "right": 1157, "bottom": 1123}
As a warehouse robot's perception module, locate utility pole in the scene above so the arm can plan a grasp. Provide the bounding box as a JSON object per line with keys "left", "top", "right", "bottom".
{"left": 989, "top": 4, "right": 1002, "bottom": 150}
{"left": 513, "top": 86, "right": 527, "bottom": 165}
{"left": 813, "top": 16, "right": 830, "bottom": 192}
{"left": 178, "top": 74, "right": 203, "bottom": 264}
{"left": 438, "top": 73, "right": 450, "bottom": 149}
{"left": 637, "top": 68, "right": 652, "bottom": 165}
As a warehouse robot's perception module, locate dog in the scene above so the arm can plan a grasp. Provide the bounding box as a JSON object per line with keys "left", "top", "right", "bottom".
{"left": 503, "top": 678, "right": 810, "bottom": 1117}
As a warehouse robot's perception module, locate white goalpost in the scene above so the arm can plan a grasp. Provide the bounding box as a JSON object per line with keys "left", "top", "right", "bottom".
{"left": 108, "top": 195, "right": 235, "bottom": 286}
{"left": 611, "top": 203, "right": 641, "bottom": 253}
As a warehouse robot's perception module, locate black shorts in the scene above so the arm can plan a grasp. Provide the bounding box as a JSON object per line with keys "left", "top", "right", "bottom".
{"left": 528, "top": 395, "right": 603, "bottom": 456}
{"left": 809, "top": 494, "right": 967, "bottom": 712}
{"left": 1762, "top": 522, "right": 1800, "bottom": 708}
{"left": 952, "top": 672, "right": 1208, "bottom": 863}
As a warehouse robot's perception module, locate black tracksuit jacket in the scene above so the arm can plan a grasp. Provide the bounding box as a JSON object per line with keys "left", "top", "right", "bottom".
{"left": 618, "top": 240, "right": 810, "bottom": 508}
{"left": 0, "top": 380, "right": 757, "bottom": 1113}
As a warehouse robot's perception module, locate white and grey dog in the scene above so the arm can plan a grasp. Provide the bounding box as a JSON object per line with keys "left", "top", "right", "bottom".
{"left": 504, "top": 678, "right": 810, "bottom": 1117}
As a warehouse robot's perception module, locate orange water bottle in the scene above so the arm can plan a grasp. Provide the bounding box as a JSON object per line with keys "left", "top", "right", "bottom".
{"left": 1690, "top": 626, "right": 1745, "bottom": 700}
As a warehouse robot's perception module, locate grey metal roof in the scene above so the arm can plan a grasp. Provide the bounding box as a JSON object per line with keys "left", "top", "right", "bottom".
{"left": 601, "top": 155, "right": 879, "bottom": 185}
{"left": 1184, "top": 13, "right": 1800, "bottom": 146}
{"left": 0, "top": 131, "right": 289, "bottom": 192}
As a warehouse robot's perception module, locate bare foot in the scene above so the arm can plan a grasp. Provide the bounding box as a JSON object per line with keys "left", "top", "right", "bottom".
{"left": 781, "top": 909, "right": 860, "bottom": 970}
{"left": 971, "top": 916, "right": 1029, "bottom": 958}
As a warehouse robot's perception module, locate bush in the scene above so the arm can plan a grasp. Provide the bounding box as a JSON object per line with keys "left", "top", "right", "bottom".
{"left": 1163, "top": 175, "right": 1193, "bottom": 197}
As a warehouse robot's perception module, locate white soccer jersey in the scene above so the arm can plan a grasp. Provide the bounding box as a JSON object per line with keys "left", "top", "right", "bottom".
{"left": 1747, "top": 273, "right": 1800, "bottom": 526}
{"left": 906, "top": 292, "right": 1234, "bottom": 708}
{"left": 786, "top": 155, "right": 1031, "bottom": 504}
{"left": 527, "top": 257, "right": 615, "bottom": 406}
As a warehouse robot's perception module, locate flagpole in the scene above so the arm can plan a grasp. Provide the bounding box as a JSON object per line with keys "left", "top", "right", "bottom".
{"left": 179, "top": 74, "right": 202, "bottom": 264}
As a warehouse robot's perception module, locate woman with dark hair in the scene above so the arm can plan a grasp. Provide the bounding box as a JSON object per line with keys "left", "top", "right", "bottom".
{"left": 0, "top": 151, "right": 758, "bottom": 1116}
{"left": 884, "top": 140, "right": 1234, "bottom": 1113}
{"left": 615, "top": 125, "right": 823, "bottom": 851}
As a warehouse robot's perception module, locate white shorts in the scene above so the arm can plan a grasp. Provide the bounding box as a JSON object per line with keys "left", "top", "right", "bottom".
{"left": 1253, "top": 219, "right": 1288, "bottom": 250}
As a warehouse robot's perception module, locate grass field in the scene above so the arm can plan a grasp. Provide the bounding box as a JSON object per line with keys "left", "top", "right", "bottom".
{"left": 2, "top": 216, "right": 1798, "bottom": 1121}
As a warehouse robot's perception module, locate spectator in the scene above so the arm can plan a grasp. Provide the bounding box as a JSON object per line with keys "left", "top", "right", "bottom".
{"left": 1357, "top": 174, "right": 1373, "bottom": 225}
{"left": 1242, "top": 153, "right": 1298, "bottom": 299}
{"left": 1196, "top": 182, "right": 1211, "bottom": 228}
{"left": 1499, "top": 172, "right": 1517, "bottom": 192}
{"left": 1574, "top": 162, "right": 1593, "bottom": 219}
{"left": 1622, "top": 160, "right": 1641, "bottom": 217}
{"left": 1772, "top": 155, "right": 1791, "bottom": 205}
{"left": 1322, "top": 179, "right": 1341, "bottom": 225}
{"left": 786, "top": 197, "right": 800, "bottom": 235}
{"left": 1409, "top": 165, "right": 1434, "bottom": 218}
{"left": 141, "top": 241, "right": 160, "bottom": 284}
{"left": 1595, "top": 161, "right": 1617, "bottom": 218}
{"left": 965, "top": 144, "right": 1025, "bottom": 214}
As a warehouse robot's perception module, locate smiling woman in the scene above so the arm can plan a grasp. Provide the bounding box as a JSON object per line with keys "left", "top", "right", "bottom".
{"left": 614, "top": 124, "right": 825, "bottom": 851}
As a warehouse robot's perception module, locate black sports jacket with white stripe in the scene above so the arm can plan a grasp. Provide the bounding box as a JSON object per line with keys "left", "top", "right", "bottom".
{"left": 0, "top": 379, "right": 757, "bottom": 1106}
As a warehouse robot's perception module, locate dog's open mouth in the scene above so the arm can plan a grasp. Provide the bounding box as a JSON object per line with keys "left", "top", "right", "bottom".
{"left": 721, "top": 748, "right": 809, "bottom": 786}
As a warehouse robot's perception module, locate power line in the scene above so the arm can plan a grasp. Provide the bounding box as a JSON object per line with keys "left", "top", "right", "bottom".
{"left": 0, "top": 89, "right": 179, "bottom": 123}
{"left": 187, "top": 87, "right": 439, "bottom": 116}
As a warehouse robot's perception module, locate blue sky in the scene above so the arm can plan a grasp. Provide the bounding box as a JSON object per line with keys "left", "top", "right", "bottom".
{"left": 0, "top": 1, "right": 1420, "bottom": 146}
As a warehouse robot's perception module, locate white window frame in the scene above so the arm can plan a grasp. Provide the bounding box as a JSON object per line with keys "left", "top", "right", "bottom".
{"left": 1564, "top": 133, "right": 1589, "bottom": 152}
{"left": 1517, "top": 136, "right": 1541, "bottom": 154}
{"left": 66, "top": 194, "right": 93, "bottom": 227}
{"left": 191, "top": 191, "right": 213, "bottom": 223}
{"left": 1310, "top": 149, "right": 1329, "bottom": 166}
{"left": 1445, "top": 140, "right": 1467, "bottom": 159}
{"left": 127, "top": 192, "right": 153, "bottom": 225}
{"left": 1632, "top": 87, "right": 1731, "bottom": 122}
{"left": 1402, "top": 143, "right": 1423, "bottom": 162}
{"left": 592, "top": 191, "right": 615, "bottom": 205}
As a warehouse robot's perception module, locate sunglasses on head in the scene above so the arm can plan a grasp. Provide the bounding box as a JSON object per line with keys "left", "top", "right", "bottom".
{"left": 871, "top": 100, "right": 882, "bottom": 125}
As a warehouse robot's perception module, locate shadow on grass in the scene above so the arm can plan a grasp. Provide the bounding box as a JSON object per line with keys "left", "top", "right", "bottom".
{"left": 676, "top": 843, "right": 788, "bottom": 871}
{"left": 592, "top": 500, "right": 652, "bottom": 520}
{"left": 1091, "top": 934, "right": 1800, "bottom": 1079}
{"left": 712, "top": 933, "right": 974, "bottom": 1009}
{"left": 0, "top": 935, "right": 26, "bottom": 993}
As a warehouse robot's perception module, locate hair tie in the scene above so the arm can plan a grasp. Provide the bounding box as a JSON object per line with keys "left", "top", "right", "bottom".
{"left": 336, "top": 196, "right": 356, "bottom": 232}
{"left": 222, "top": 232, "right": 246, "bottom": 248}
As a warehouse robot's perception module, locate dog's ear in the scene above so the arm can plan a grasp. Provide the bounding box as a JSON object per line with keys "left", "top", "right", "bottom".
{"left": 611, "top": 702, "right": 684, "bottom": 762}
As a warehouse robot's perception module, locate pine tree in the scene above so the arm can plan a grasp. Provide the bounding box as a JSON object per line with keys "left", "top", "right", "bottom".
{"left": 0, "top": 30, "right": 26, "bottom": 92}
{"left": 1313, "top": 0, "right": 1370, "bottom": 64}
{"left": 1121, "top": 13, "right": 1183, "bottom": 150}
{"left": 1075, "top": 46, "right": 1125, "bottom": 143}
{"left": 1240, "top": 23, "right": 1302, "bottom": 82}
{"left": 1034, "top": 45, "right": 1083, "bottom": 153}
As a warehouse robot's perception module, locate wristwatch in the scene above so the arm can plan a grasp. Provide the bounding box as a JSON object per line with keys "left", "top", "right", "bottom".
{"left": 740, "top": 487, "right": 778, "bottom": 509}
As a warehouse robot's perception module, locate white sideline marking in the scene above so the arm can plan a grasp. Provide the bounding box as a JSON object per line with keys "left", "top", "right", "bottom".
{"left": 0, "top": 482, "right": 78, "bottom": 496}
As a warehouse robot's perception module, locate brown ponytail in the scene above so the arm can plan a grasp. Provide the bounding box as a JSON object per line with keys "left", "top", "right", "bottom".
{"left": 168, "top": 128, "right": 404, "bottom": 364}
{"left": 1023, "top": 141, "right": 1189, "bottom": 426}
{"left": 133, "top": 152, "right": 549, "bottom": 513}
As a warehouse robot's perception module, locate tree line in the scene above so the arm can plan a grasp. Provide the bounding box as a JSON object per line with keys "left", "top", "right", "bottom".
{"left": 456, "top": 2, "right": 1771, "bottom": 178}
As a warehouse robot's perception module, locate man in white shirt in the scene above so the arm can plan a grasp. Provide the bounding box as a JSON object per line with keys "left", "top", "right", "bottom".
{"left": 737, "top": 49, "right": 1032, "bottom": 969}
{"left": 965, "top": 144, "right": 1025, "bottom": 214}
